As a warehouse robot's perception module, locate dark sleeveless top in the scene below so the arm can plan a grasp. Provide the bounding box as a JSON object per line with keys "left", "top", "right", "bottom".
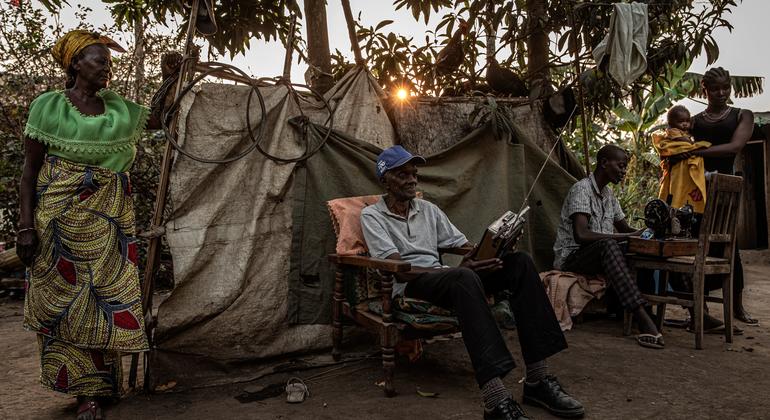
{"left": 691, "top": 107, "right": 741, "bottom": 175}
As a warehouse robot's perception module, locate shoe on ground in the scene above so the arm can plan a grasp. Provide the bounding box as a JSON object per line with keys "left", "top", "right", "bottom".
{"left": 523, "top": 375, "right": 585, "bottom": 418}
{"left": 484, "top": 397, "right": 531, "bottom": 420}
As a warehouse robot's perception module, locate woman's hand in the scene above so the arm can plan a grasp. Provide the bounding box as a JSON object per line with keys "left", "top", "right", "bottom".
{"left": 16, "top": 229, "right": 39, "bottom": 266}
{"left": 666, "top": 151, "right": 693, "bottom": 166}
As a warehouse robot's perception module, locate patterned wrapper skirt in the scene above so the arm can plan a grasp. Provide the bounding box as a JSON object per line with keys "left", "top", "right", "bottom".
{"left": 24, "top": 157, "right": 148, "bottom": 396}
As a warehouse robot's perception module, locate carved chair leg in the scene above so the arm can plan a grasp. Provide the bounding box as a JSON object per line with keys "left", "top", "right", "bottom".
{"left": 380, "top": 274, "right": 396, "bottom": 397}
{"left": 382, "top": 344, "right": 396, "bottom": 398}
{"left": 332, "top": 269, "right": 344, "bottom": 361}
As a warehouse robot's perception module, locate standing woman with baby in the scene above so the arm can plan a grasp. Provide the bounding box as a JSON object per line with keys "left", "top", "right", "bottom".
{"left": 690, "top": 67, "right": 757, "bottom": 325}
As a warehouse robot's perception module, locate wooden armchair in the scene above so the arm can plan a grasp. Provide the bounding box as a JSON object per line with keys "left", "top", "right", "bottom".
{"left": 328, "top": 246, "right": 470, "bottom": 397}
{"left": 624, "top": 173, "right": 743, "bottom": 349}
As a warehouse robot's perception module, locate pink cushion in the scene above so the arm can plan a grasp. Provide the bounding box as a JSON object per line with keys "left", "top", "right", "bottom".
{"left": 327, "top": 195, "right": 381, "bottom": 255}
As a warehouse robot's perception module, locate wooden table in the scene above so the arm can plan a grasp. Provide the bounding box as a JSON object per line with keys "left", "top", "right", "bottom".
{"left": 627, "top": 236, "right": 698, "bottom": 258}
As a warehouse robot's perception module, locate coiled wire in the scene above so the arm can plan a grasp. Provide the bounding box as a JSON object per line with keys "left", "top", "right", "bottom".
{"left": 154, "top": 60, "right": 334, "bottom": 164}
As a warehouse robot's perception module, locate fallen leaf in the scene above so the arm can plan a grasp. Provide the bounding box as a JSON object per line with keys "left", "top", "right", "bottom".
{"left": 417, "top": 389, "right": 439, "bottom": 398}
{"left": 154, "top": 380, "right": 177, "bottom": 392}
{"left": 243, "top": 384, "right": 266, "bottom": 394}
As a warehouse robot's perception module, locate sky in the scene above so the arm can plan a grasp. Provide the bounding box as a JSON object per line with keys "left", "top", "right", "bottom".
{"left": 46, "top": 0, "right": 770, "bottom": 113}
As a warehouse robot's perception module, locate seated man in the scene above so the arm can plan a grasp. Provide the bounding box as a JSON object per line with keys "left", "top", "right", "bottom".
{"left": 553, "top": 144, "right": 663, "bottom": 349}
{"left": 361, "top": 145, "right": 584, "bottom": 420}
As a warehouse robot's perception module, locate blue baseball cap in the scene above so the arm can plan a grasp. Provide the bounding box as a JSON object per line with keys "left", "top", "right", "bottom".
{"left": 376, "top": 145, "right": 426, "bottom": 179}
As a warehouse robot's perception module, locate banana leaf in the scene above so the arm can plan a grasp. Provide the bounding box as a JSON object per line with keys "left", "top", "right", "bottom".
{"left": 685, "top": 72, "right": 765, "bottom": 99}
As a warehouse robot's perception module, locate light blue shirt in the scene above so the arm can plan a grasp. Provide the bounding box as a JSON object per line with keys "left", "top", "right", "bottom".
{"left": 361, "top": 196, "right": 468, "bottom": 296}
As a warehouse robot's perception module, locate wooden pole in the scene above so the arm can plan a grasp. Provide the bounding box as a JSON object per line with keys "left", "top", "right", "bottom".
{"left": 485, "top": 1, "right": 496, "bottom": 60}
{"left": 134, "top": 0, "right": 202, "bottom": 391}
{"left": 303, "top": 0, "right": 334, "bottom": 94}
{"left": 282, "top": 15, "right": 297, "bottom": 81}
{"left": 569, "top": 7, "right": 591, "bottom": 176}
{"left": 340, "top": 0, "right": 363, "bottom": 65}
{"left": 132, "top": 16, "right": 145, "bottom": 102}
{"left": 526, "top": 0, "right": 549, "bottom": 98}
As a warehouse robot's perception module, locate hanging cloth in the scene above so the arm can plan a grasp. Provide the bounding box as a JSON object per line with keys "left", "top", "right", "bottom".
{"left": 592, "top": 2, "right": 649, "bottom": 87}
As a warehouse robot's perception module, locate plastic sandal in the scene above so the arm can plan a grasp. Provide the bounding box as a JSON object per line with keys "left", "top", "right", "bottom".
{"left": 285, "top": 377, "right": 310, "bottom": 404}
{"left": 637, "top": 333, "right": 665, "bottom": 349}
{"left": 76, "top": 400, "right": 104, "bottom": 420}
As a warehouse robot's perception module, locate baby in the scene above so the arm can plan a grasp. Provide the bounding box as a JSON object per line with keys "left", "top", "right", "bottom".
{"left": 652, "top": 105, "right": 711, "bottom": 213}
{"left": 664, "top": 105, "right": 695, "bottom": 144}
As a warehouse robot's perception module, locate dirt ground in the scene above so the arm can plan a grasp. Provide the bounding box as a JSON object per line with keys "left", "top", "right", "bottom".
{"left": 2, "top": 251, "right": 769, "bottom": 420}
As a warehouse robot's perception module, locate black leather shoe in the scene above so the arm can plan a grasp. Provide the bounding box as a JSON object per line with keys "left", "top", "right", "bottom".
{"left": 484, "top": 397, "right": 531, "bottom": 420}
{"left": 523, "top": 375, "right": 585, "bottom": 418}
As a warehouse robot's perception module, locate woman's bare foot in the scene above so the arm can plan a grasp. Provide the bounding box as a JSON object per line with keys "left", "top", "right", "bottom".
{"left": 735, "top": 306, "right": 758, "bottom": 324}
{"left": 734, "top": 292, "right": 758, "bottom": 324}
{"left": 76, "top": 397, "right": 104, "bottom": 420}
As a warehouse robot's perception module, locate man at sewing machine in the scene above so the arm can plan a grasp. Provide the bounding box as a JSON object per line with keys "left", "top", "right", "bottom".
{"left": 361, "top": 145, "right": 584, "bottom": 420}
{"left": 553, "top": 145, "right": 664, "bottom": 350}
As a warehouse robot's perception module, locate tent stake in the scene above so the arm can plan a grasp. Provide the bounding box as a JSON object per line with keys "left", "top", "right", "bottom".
{"left": 340, "top": 0, "right": 363, "bottom": 65}
{"left": 131, "top": 0, "right": 202, "bottom": 391}
{"left": 569, "top": 6, "right": 591, "bottom": 176}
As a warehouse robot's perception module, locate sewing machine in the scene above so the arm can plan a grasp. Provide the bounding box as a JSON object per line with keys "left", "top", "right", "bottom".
{"left": 642, "top": 199, "right": 697, "bottom": 239}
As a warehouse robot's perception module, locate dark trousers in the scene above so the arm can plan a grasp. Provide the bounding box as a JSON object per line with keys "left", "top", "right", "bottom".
{"left": 561, "top": 238, "right": 647, "bottom": 311}
{"left": 404, "top": 252, "right": 568, "bottom": 387}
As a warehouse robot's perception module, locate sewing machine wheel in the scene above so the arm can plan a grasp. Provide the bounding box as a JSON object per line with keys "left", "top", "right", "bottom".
{"left": 644, "top": 199, "right": 670, "bottom": 233}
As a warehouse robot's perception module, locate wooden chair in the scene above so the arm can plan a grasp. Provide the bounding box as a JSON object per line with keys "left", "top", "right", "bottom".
{"left": 328, "top": 247, "right": 469, "bottom": 397}
{"left": 624, "top": 173, "right": 743, "bottom": 349}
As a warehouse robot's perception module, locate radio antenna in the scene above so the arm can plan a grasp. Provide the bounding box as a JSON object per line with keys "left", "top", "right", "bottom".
{"left": 517, "top": 105, "right": 580, "bottom": 216}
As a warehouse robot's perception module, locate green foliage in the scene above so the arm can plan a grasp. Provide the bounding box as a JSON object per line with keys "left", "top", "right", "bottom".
{"left": 396, "top": 0, "right": 741, "bottom": 109}
{"left": 684, "top": 72, "right": 764, "bottom": 99}
{"left": 41, "top": 0, "right": 301, "bottom": 59}
{"left": 394, "top": 0, "right": 453, "bottom": 24}
{"left": 0, "top": 3, "right": 65, "bottom": 245}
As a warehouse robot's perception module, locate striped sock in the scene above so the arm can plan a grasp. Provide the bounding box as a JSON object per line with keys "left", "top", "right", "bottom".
{"left": 525, "top": 360, "right": 548, "bottom": 384}
{"left": 482, "top": 377, "right": 511, "bottom": 411}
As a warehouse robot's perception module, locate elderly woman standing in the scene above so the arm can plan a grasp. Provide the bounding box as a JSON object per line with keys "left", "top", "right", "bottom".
{"left": 16, "top": 30, "right": 173, "bottom": 419}
{"left": 690, "top": 66, "right": 758, "bottom": 325}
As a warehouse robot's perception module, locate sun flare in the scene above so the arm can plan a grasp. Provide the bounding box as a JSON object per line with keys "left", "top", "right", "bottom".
{"left": 396, "top": 88, "right": 409, "bottom": 100}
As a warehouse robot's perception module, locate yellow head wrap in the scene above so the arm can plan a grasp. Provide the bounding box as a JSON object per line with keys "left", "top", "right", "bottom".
{"left": 51, "top": 30, "right": 126, "bottom": 70}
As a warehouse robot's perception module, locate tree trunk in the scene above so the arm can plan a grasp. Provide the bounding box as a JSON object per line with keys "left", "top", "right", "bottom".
{"left": 132, "top": 16, "right": 146, "bottom": 102}
{"left": 526, "top": 0, "right": 549, "bottom": 98}
{"left": 485, "top": 1, "right": 496, "bottom": 60}
{"left": 303, "top": 0, "right": 334, "bottom": 94}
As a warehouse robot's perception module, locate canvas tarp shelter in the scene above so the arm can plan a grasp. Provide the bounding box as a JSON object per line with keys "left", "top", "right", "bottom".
{"left": 150, "top": 68, "right": 578, "bottom": 387}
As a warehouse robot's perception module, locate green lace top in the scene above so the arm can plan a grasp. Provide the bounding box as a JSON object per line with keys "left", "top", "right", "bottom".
{"left": 24, "top": 89, "right": 150, "bottom": 172}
